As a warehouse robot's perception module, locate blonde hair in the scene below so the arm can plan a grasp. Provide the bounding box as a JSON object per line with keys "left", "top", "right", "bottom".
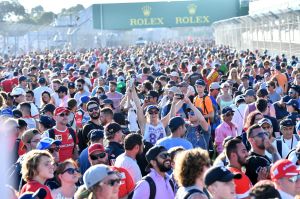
{"left": 21, "top": 150, "right": 53, "bottom": 182}
{"left": 174, "top": 148, "right": 211, "bottom": 187}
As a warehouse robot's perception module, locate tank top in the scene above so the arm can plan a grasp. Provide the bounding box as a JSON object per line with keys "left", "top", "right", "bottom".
{"left": 144, "top": 122, "right": 166, "bottom": 145}
{"left": 220, "top": 99, "right": 233, "bottom": 111}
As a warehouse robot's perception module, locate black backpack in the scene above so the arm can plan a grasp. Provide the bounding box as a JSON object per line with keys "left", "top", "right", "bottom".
{"left": 183, "top": 189, "right": 204, "bottom": 199}
{"left": 128, "top": 175, "right": 174, "bottom": 199}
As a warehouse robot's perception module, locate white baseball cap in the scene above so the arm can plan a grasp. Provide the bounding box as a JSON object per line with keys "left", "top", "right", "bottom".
{"left": 11, "top": 87, "right": 26, "bottom": 96}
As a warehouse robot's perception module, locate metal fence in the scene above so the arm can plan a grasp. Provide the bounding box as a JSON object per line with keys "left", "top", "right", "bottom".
{"left": 212, "top": 9, "right": 300, "bottom": 58}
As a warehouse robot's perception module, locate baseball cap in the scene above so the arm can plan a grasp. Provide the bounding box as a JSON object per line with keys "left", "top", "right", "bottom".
{"left": 38, "top": 77, "right": 46, "bottom": 84}
{"left": 258, "top": 118, "right": 272, "bottom": 126}
{"left": 282, "top": 95, "right": 291, "bottom": 103}
{"left": 18, "top": 75, "right": 27, "bottom": 82}
{"left": 105, "top": 122, "right": 122, "bottom": 138}
{"left": 286, "top": 99, "right": 299, "bottom": 110}
{"left": 244, "top": 89, "right": 255, "bottom": 97}
{"left": 88, "top": 143, "right": 105, "bottom": 156}
{"left": 178, "top": 81, "right": 189, "bottom": 87}
{"left": 21, "top": 129, "right": 40, "bottom": 144}
{"left": 241, "top": 75, "right": 249, "bottom": 80}
{"left": 168, "top": 86, "right": 181, "bottom": 94}
{"left": 57, "top": 86, "right": 68, "bottom": 93}
{"left": 99, "top": 94, "right": 108, "bottom": 100}
{"left": 195, "top": 79, "right": 206, "bottom": 86}
{"left": 280, "top": 118, "right": 294, "bottom": 127}
{"left": 79, "top": 70, "right": 85, "bottom": 75}
{"left": 222, "top": 106, "right": 235, "bottom": 115}
{"left": 204, "top": 166, "right": 242, "bottom": 187}
{"left": 38, "top": 115, "right": 55, "bottom": 129}
{"left": 36, "top": 137, "right": 61, "bottom": 150}
{"left": 235, "top": 95, "right": 245, "bottom": 104}
{"left": 168, "top": 116, "right": 185, "bottom": 132}
{"left": 257, "top": 88, "right": 269, "bottom": 98}
{"left": 145, "top": 145, "right": 167, "bottom": 171}
{"left": 41, "top": 104, "right": 56, "bottom": 114}
{"left": 61, "top": 70, "right": 67, "bottom": 74}
{"left": 12, "top": 109, "right": 23, "bottom": 118}
{"left": 54, "top": 107, "right": 70, "bottom": 116}
{"left": 170, "top": 71, "right": 179, "bottom": 77}
{"left": 68, "top": 82, "right": 75, "bottom": 89}
{"left": 80, "top": 96, "right": 90, "bottom": 105}
{"left": 145, "top": 105, "right": 159, "bottom": 113}
{"left": 88, "top": 129, "right": 104, "bottom": 142}
{"left": 271, "top": 159, "right": 300, "bottom": 181}
{"left": 210, "top": 82, "right": 220, "bottom": 90}
{"left": 102, "top": 99, "right": 114, "bottom": 109}
{"left": 11, "top": 87, "right": 26, "bottom": 96}
{"left": 83, "top": 164, "right": 114, "bottom": 190}
{"left": 147, "top": 90, "right": 159, "bottom": 98}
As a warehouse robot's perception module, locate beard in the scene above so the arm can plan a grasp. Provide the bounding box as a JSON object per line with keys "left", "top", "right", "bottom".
{"left": 156, "top": 159, "right": 171, "bottom": 172}
{"left": 237, "top": 155, "right": 248, "bottom": 166}
{"left": 90, "top": 112, "right": 100, "bottom": 119}
{"left": 257, "top": 141, "right": 265, "bottom": 150}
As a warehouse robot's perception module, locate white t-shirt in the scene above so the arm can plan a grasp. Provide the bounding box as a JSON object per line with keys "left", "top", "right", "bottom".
{"left": 114, "top": 153, "right": 142, "bottom": 184}
{"left": 144, "top": 122, "right": 166, "bottom": 145}
{"left": 33, "top": 86, "right": 54, "bottom": 108}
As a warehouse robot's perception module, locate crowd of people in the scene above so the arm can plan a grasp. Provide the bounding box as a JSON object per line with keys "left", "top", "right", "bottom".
{"left": 1, "top": 41, "right": 300, "bottom": 199}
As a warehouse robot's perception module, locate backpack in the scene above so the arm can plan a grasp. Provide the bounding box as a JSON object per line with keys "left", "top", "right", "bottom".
{"left": 202, "top": 94, "right": 215, "bottom": 123}
{"left": 128, "top": 175, "right": 174, "bottom": 199}
{"left": 183, "top": 189, "right": 204, "bottom": 199}
{"left": 276, "top": 139, "right": 283, "bottom": 158}
{"left": 48, "top": 127, "right": 77, "bottom": 151}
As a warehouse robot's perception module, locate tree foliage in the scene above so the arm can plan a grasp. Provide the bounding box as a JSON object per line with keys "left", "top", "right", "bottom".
{"left": 0, "top": 1, "right": 26, "bottom": 22}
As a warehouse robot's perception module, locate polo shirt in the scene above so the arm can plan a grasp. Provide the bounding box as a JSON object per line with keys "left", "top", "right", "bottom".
{"left": 228, "top": 166, "right": 252, "bottom": 199}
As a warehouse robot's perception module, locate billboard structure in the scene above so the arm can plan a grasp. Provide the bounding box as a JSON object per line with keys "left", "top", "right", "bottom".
{"left": 92, "top": 0, "right": 247, "bottom": 30}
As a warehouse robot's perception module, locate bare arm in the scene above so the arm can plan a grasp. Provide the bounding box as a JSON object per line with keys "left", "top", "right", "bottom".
{"left": 131, "top": 87, "right": 146, "bottom": 134}
{"left": 185, "top": 97, "right": 209, "bottom": 131}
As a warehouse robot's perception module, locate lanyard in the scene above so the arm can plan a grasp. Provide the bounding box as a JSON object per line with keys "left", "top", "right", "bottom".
{"left": 283, "top": 136, "right": 294, "bottom": 149}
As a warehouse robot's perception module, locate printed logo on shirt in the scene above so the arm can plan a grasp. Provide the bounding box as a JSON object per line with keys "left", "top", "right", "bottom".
{"left": 55, "top": 135, "right": 62, "bottom": 141}
{"left": 68, "top": 134, "right": 73, "bottom": 140}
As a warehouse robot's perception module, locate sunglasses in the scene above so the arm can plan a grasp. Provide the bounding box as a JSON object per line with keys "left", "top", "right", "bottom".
{"left": 59, "top": 113, "right": 69, "bottom": 117}
{"left": 88, "top": 107, "right": 99, "bottom": 112}
{"left": 77, "top": 85, "right": 82, "bottom": 87}
{"left": 148, "top": 110, "right": 158, "bottom": 115}
{"left": 90, "top": 152, "right": 106, "bottom": 160}
{"left": 14, "top": 95, "right": 21, "bottom": 98}
{"left": 48, "top": 146, "right": 60, "bottom": 153}
{"left": 252, "top": 132, "right": 269, "bottom": 138}
{"left": 158, "top": 152, "right": 171, "bottom": 160}
{"left": 288, "top": 175, "right": 299, "bottom": 183}
{"left": 63, "top": 168, "right": 80, "bottom": 175}
{"left": 188, "top": 112, "right": 195, "bottom": 116}
{"left": 102, "top": 178, "right": 121, "bottom": 187}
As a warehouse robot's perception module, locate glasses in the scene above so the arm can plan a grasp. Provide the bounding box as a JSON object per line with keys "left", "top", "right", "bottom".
{"left": 148, "top": 110, "right": 158, "bottom": 115}
{"left": 63, "top": 168, "right": 80, "bottom": 175}
{"left": 88, "top": 107, "right": 99, "bottom": 112}
{"left": 59, "top": 113, "right": 69, "bottom": 117}
{"left": 223, "top": 86, "right": 230, "bottom": 88}
{"left": 158, "top": 152, "right": 170, "bottom": 160}
{"left": 77, "top": 85, "right": 82, "bottom": 87}
{"left": 102, "top": 178, "right": 121, "bottom": 187}
{"left": 289, "top": 92, "right": 295, "bottom": 95}
{"left": 90, "top": 152, "right": 107, "bottom": 160}
{"left": 48, "top": 146, "right": 60, "bottom": 153}
{"left": 188, "top": 112, "right": 195, "bottom": 116}
{"left": 252, "top": 132, "right": 269, "bottom": 138}
{"left": 288, "top": 175, "right": 299, "bottom": 183}
{"left": 14, "top": 95, "right": 21, "bottom": 98}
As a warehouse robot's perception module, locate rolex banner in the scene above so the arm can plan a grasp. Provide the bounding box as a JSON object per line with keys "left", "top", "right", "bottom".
{"left": 92, "top": 0, "right": 246, "bottom": 30}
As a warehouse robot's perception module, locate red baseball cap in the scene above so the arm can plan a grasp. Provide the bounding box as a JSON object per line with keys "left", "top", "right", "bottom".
{"left": 88, "top": 143, "right": 105, "bottom": 155}
{"left": 271, "top": 159, "right": 300, "bottom": 181}
{"left": 54, "top": 107, "right": 70, "bottom": 116}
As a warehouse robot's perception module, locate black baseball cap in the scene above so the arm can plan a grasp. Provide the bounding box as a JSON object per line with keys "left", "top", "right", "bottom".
{"left": 68, "top": 82, "right": 75, "bottom": 89}
{"left": 147, "top": 90, "right": 159, "bottom": 98}
{"left": 41, "top": 104, "right": 56, "bottom": 114}
{"left": 105, "top": 122, "right": 122, "bottom": 139}
{"left": 38, "top": 115, "right": 55, "bottom": 129}
{"left": 204, "top": 166, "right": 241, "bottom": 187}
{"left": 88, "top": 129, "right": 104, "bottom": 142}
{"left": 168, "top": 116, "right": 185, "bottom": 132}
{"left": 280, "top": 119, "right": 294, "bottom": 127}
{"left": 222, "top": 106, "right": 235, "bottom": 115}
{"left": 145, "top": 145, "right": 167, "bottom": 171}
{"left": 195, "top": 79, "right": 206, "bottom": 86}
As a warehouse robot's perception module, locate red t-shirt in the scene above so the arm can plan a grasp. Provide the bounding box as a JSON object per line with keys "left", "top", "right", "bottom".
{"left": 228, "top": 166, "right": 252, "bottom": 199}
{"left": 20, "top": 180, "right": 53, "bottom": 199}
{"left": 1, "top": 79, "right": 13, "bottom": 92}
{"left": 51, "top": 128, "right": 75, "bottom": 162}
{"left": 112, "top": 166, "right": 135, "bottom": 198}
{"left": 18, "top": 140, "right": 26, "bottom": 156}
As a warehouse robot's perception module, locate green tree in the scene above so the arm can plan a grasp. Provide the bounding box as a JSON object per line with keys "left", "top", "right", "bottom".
{"left": 35, "top": 12, "right": 56, "bottom": 25}
{"left": 0, "top": 1, "right": 26, "bottom": 22}
{"left": 31, "top": 5, "right": 44, "bottom": 17}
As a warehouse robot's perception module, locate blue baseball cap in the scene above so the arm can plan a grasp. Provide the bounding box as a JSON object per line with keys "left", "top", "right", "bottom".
{"left": 195, "top": 79, "right": 206, "bottom": 86}
{"left": 80, "top": 96, "right": 90, "bottom": 105}
{"left": 36, "top": 137, "right": 61, "bottom": 150}
{"left": 145, "top": 105, "right": 159, "bottom": 113}
{"left": 286, "top": 99, "right": 299, "bottom": 110}
{"left": 222, "top": 106, "right": 235, "bottom": 115}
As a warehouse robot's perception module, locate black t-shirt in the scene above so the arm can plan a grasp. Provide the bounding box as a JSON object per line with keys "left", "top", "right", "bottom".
{"left": 189, "top": 72, "right": 202, "bottom": 86}
{"left": 273, "top": 102, "right": 289, "bottom": 120}
{"left": 79, "top": 121, "right": 104, "bottom": 152}
{"left": 106, "top": 141, "right": 125, "bottom": 163}
{"left": 245, "top": 151, "right": 272, "bottom": 185}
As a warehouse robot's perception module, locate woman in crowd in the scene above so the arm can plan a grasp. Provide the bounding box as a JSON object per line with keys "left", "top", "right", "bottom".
{"left": 51, "top": 159, "right": 80, "bottom": 199}
{"left": 227, "top": 68, "right": 241, "bottom": 90}
{"left": 20, "top": 150, "right": 55, "bottom": 199}
{"left": 174, "top": 148, "right": 211, "bottom": 199}
{"left": 271, "top": 77, "right": 283, "bottom": 95}
{"left": 41, "top": 91, "right": 52, "bottom": 109}
{"left": 217, "top": 82, "right": 233, "bottom": 111}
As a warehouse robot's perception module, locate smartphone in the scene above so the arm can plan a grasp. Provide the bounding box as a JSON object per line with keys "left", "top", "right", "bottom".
{"left": 175, "top": 94, "right": 184, "bottom": 99}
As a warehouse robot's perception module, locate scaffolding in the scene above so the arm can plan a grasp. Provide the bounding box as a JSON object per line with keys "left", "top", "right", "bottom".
{"left": 212, "top": 9, "right": 300, "bottom": 58}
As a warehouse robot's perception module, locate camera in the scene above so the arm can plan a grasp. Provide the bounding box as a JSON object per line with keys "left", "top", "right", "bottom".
{"left": 175, "top": 94, "right": 184, "bottom": 99}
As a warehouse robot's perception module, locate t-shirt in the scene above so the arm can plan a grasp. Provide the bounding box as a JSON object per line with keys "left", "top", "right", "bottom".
{"left": 33, "top": 86, "right": 54, "bottom": 108}
{"left": 193, "top": 95, "right": 214, "bottom": 124}
{"left": 245, "top": 151, "right": 272, "bottom": 185}
{"left": 20, "top": 180, "right": 53, "bottom": 199}
{"left": 268, "top": 92, "right": 281, "bottom": 103}
{"left": 156, "top": 137, "right": 193, "bottom": 150}
{"left": 144, "top": 122, "right": 166, "bottom": 145}
{"left": 1, "top": 79, "right": 14, "bottom": 92}
{"left": 43, "top": 128, "right": 75, "bottom": 162}
{"left": 275, "top": 72, "right": 287, "bottom": 91}
{"left": 185, "top": 124, "right": 210, "bottom": 150}
{"left": 115, "top": 153, "right": 142, "bottom": 184}
{"left": 228, "top": 167, "right": 252, "bottom": 199}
